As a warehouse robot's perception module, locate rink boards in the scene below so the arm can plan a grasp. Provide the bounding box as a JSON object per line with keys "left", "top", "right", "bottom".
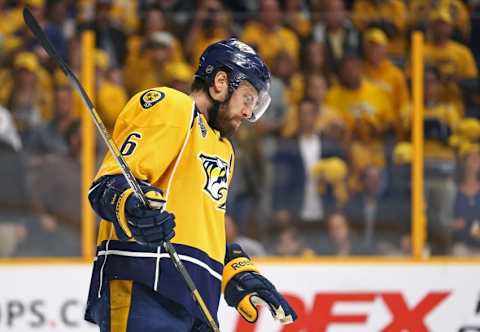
{"left": 0, "top": 261, "right": 479, "bottom": 332}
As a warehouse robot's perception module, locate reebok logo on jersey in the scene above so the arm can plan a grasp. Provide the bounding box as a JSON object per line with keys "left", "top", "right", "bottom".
{"left": 140, "top": 89, "right": 165, "bottom": 109}
{"left": 198, "top": 153, "right": 229, "bottom": 209}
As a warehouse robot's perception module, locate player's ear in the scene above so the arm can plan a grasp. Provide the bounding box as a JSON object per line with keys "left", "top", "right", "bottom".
{"left": 210, "top": 70, "right": 229, "bottom": 101}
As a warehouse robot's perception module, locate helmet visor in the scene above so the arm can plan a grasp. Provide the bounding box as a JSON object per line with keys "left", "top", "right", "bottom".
{"left": 248, "top": 82, "right": 271, "bottom": 122}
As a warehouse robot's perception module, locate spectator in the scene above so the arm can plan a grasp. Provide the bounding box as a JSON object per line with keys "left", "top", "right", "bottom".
{"left": 283, "top": 0, "right": 311, "bottom": 39}
{"left": 311, "top": 0, "right": 360, "bottom": 76}
{"left": 409, "top": 0, "right": 470, "bottom": 43}
{"left": 272, "top": 98, "right": 345, "bottom": 221}
{"left": 270, "top": 51, "right": 303, "bottom": 113}
{"left": 126, "top": 6, "right": 184, "bottom": 69}
{"left": 241, "top": 0, "right": 300, "bottom": 68}
{"left": 325, "top": 55, "right": 393, "bottom": 192}
{"left": 255, "top": 40, "right": 303, "bottom": 138}
{"left": 125, "top": 31, "right": 175, "bottom": 93}
{"left": 124, "top": 6, "right": 186, "bottom": 95}
{"left": 254, "top": 74, "right": 288, "bottom": 138}
{"left": 282, "top": 40, "right": 340, "bottom": 137}
{"left": 423, "top": 8, "right": 478, "bottom": 115}
{"left": 0, "top": 52, "right": 51, "bottom": 140}
{"left": 343, "top": 166, "right": 391, "bottom": 253}
{"left": 24, "top": 85, "right": 78, "bottom": 155}
{"left": 305, "top": 74, "right": 344, "bottom": 137}
{"left": 225, "top": 214, "right": 266, "bottom": 257}
{"left": 0, "top": 0, "right": 23, "bottom": 39}
{"left": 451, "top": 146, "right": 480, "bottom": 255}
{"left": 362, "top": 28, "right": 409, "bottom": 139}
{"left": 377, "top": 142, "right": 412, "bottom": 255}
{"left": 325, "top": 55, "right": 394, "bottom": 141}
{"left": 283, "top": 73, "right": 346, "bottom": 139}
{"left": 80, "top": 0, "right": 128, "bottom": 67}
{"left": 352, "top": 0, "right": 407, "bottom": 58}
{"left": 301, "top": 39, "right": 332, "bottom": 84}
{"left": 272, "top": 224, "right": 315, "bottom": 256}
{"left": 420, "top": 68, "right": 460, "bottom": 252}
{"left": 227, "top": 124, "right": 265, "bottom": 228}
{"left": 22, "top": 120, "right": 82, "bottom": 257}
{"left": 15, "top": 1, "right": 63, "bottom": 73}
{"left": 44, "top": 0, "right": 71, "bottom": 61}
{"left": 319, "top": 212, "right": 359, "bottom": 256}
{"left": 184, "top": 0, "right": 233, "bottom": 64}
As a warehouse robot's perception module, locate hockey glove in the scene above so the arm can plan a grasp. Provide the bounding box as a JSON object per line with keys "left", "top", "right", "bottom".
{"left": 117, "top": 185, "right": 175, "bottom": 247}
{"left": 222, "top": 243, "right": 297, "bottom": 324}
{"left": 89, "top": 175, "right": 175, "bottom": 247}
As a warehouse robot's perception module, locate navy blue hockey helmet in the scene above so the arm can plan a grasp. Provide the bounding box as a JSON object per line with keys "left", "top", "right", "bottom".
{"left": 194, "top": 38, "right": 271, "bottom": 122}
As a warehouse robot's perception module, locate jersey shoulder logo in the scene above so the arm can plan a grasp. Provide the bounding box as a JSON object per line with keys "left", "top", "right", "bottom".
{"left": 199, "top": 153, "right": 229, "bottom": 209}
{"left": 140, "top": 89, "right": 165, "bottom": 109}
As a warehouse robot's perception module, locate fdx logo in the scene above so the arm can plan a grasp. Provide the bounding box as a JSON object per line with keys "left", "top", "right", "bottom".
{"left": 231, "top": 291, "right": 480, "bottom": 332}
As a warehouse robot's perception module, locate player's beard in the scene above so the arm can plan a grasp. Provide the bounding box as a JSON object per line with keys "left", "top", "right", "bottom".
{"left": 208, "top": 102, "right": 237, "bottom": 138}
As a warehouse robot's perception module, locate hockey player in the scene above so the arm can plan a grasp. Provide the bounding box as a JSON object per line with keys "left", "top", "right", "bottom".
{"left": 85, "top": 38, "right": 297, "bottom": 331}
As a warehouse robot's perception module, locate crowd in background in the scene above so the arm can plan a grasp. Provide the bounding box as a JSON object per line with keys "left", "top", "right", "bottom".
{"left": 0, "top": 0, "right": 479, "bottom": 257}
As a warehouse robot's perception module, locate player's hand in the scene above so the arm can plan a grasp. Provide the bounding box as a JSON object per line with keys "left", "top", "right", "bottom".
{"left": 222, "top": 244, "right": 297, "bottom": 324}
{"left": 116, "top": 184, "right": 175, "bottom": 247}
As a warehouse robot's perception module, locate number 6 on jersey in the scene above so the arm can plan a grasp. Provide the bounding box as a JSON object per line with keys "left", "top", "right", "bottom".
{"left": 120, "top": 132, "right": 142, "bottom": 156}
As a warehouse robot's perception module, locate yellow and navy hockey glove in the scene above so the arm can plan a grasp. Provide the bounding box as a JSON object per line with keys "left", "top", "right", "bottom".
{"left": 89, "top": 175, "right": 175, "bottom": 247}
{"left": 222, "top": 243, "right": 297, "bottom": 324}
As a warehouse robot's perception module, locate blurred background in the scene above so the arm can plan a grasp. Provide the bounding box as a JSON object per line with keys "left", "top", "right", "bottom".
{"left": 0, "top": 0, "right": 479, "bottom": 260}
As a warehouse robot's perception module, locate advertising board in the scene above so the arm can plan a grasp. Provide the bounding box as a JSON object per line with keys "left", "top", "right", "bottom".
{"left": 0, "top": 263, "right": 479, "bottom": 331}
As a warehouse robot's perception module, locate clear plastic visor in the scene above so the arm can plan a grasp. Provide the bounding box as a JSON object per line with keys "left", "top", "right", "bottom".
{"left": 233, "top": 80, "right": 271, "bottom": 122}
{"left": 248, "top": 87, "right": 271, "bottom": 122}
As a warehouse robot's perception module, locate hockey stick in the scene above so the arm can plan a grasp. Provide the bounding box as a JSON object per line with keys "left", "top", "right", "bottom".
{"left": 22, "top": 7, "right": 220, "bottom": 332}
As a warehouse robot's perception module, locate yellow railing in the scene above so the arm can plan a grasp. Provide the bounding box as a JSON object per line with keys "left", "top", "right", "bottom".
{"left": 411, "top": 32, "right": 426, "bottom": 260}
{"left": 80, "top": 30, "right": 96, "bottom": 260}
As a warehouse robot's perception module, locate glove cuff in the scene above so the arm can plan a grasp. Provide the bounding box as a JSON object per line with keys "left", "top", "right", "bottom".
{"left": 115, "top": 187, "right": 135, "bottom": 239}
{"left": 222, "top": 256, "right": 259, "bottom": 293}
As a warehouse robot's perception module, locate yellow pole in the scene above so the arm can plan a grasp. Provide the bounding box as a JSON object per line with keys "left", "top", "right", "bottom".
{"left": 81, "top": 31, "right": 96, "bottom": 259}
{"left": 411, "top": 32, "right": 426, "bottom": 259}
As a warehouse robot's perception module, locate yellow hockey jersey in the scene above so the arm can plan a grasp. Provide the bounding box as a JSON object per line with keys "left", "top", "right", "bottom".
{"left": 86, "top": 87, "right": 234, "bottom": 324}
